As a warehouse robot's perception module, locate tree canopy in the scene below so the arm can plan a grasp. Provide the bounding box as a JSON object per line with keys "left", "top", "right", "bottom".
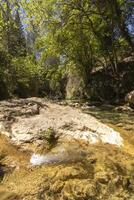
{"left": 0, "top": 0, "right": 133, "bottom": 99}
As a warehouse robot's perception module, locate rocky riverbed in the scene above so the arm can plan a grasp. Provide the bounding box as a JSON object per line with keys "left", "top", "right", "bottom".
{"left": 0, "top": 98, "right": 134, "bottom": 200}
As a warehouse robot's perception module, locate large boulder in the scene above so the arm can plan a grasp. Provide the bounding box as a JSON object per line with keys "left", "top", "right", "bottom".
{"left": 0, "top": 98, "right": 123, "bottom": 146}
{"left": 66, "top": 70, "right": 85, "bottom": 99}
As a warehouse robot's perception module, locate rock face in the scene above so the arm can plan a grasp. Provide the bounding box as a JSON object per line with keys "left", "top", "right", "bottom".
{"left": 0, "top": 98, "right": 123, "bottom": 146}
{"left": 89, "top": 59, "right": 134, "bottom": 103}
{"left": 66, "top": 70, "right": 85, "bottom": 99}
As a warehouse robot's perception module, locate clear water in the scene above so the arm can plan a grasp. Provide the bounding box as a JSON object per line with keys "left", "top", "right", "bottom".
{"left": 83, "top": 106, "right": 134, "bottom": 132}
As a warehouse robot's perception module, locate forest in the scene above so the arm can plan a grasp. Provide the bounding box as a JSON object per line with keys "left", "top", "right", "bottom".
{"left": 0, "top": 0, "right": 133, "bottom": 103}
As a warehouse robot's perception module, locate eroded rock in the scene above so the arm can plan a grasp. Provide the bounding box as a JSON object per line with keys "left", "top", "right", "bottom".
{"left": 0, "top": 98, "right": 123, "bottom": 146}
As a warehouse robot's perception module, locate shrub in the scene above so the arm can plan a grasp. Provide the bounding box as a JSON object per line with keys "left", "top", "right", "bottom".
{"left": 11, "top": 56, "right": 43, "bottom": 97}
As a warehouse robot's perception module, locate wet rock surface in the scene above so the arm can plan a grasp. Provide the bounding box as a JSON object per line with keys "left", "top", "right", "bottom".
{"left": 1, "top": 137, "right": 134, "bottom": 200}
{"left": 114, "top": 105, "right": 134, "bottom": 113}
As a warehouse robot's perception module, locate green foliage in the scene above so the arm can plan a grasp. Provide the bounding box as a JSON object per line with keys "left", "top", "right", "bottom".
{"left": 0, "top": 0, "right": 133, "bottom": 100}
{"left": 0, "top": 50, "right": 12, "bottom": 99}
{"left": 40, "top": 64, "right": 66, "bottom": 98}
{"left": 0, "top": 0, "right": 26, "bottom": 56}
{"left": 25, "top": 0, "right": 133, "bottom": 81}
{"left": 11, "top": 56, "right": 43, "bottom": 97}
{"left": 40, "top": 128, "right": 58, "bottom": 146}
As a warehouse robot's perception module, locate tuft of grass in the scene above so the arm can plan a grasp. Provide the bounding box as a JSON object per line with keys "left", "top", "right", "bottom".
{"left": 40, "top": 128, "right": 58, "bottom": 147}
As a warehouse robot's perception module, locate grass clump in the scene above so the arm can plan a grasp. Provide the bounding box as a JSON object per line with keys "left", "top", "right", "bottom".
{"left": 40, "top": 128, "right": 58, "bottom": 148}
